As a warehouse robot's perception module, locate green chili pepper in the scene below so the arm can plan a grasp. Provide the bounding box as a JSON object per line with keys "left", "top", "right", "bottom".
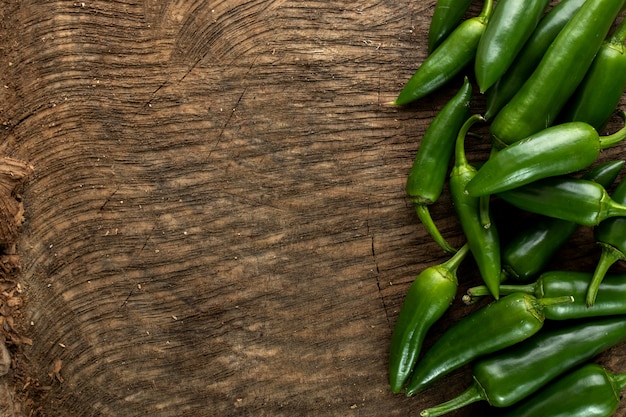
{"left": 500, "top": 363, "right": 626, "bottom": 417}
{"left": 466, "top": 271, "right": 626, "bottom": 320}
{"left": 449, "top": 114, "right": 501, "bottom": 299}
{"left": 501, "top": 216, "right": 578, "bottom": 282}
{"left": 497, "top": 177, "right": 626, "bottom": 227}
{"left": 501, "top": 161, "right": 624, "bottom": 282}
{"left": 419, "top": 317, "right": 626, "bottom": 416}
{"left": 406, "top": 77, "right": 472, "bottom": 253}
{"left": 474, "top": 0, "right": 550, "bottom": 93}
{"left": 489, "top": 0, "right": 626, "bottom": 145}
{"left": 388, "top": 244, "right": 469, "bottom": 393}
{"left": 428, "top": 0, "right": 474, "bottom": 53}
{"left": 466, "top": 114, "right": 626, "bottom": 196}
{"left": 587, "top": 176, "right": 626, "bottom": 306}
{"left": 559, "top": 17, "right": 626, "bottom": 131}
{"left": 404, "top": 292, "right": 573, "bottom": 396}
{"left": 392, "top": 0, "right": 493, "bottom": 106}
{"left": 484, "top": 0, "right": 586, "bottom": 120}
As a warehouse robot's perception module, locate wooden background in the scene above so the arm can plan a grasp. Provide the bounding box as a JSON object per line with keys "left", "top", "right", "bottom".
{"left": 0, "top": 0, "right": 625, "bottom": 416}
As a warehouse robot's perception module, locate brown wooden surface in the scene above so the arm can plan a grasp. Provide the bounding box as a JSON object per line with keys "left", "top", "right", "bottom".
{"left": 1, "top": 1, "right": 626, "bottom": 416}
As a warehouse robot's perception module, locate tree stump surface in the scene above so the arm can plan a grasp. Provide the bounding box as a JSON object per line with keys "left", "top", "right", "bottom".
{"left": 0, "top": 1, "right": 625, "bottom": 416}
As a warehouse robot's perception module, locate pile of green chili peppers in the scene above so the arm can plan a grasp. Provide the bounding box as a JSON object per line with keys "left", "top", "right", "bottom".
{"left": 389, "top": 0, "right": 626, "bottom": 416}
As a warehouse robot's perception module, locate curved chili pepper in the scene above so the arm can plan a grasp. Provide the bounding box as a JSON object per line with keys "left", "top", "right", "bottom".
{"left": 465, "top": 113, "right": 626, "bottom": 196}
{"left": 484, "top": 0, "right": 586, "bottom": 120}
{"left": 428, "top": 0, "right": 474, "bottom": 53}
{"left": 497, "top": 177, "right": 626, "bottom": 227}
{"left": 404, "top": 292, "right": 573, "bottom": 396}
{"left": 500, "top": 363, "right": 626, "bottom": 417}
{"left": 587, "top": 175, "right": 626, "bottom": 306}
{"left": 501, "top": 161, "right": 624, "bottom": 282}
{"left": 392, "top": 0, "right": 493, "bottom": 106}
{"left": 419, "top": 317, "right": 626, "bottom": 416}
{"left": 406, "top": 78, "right": 472, "bottom": 253}
{"left": 466, "top": 271, "right": 626, "bottom": 320}
{"left": 474, "top": 0, "right": 549, "bottom": 93}
{"left": 388, "top": 244, "right": 469, "bottom": 393}
{"left": 560, "top": 17, "right": 626, "bottom": 130}
{"left": 449, "top": 114, "right": 501, "bottom": 299}
{"left": 489, "top": 0, "right": 625, "bottom": 145}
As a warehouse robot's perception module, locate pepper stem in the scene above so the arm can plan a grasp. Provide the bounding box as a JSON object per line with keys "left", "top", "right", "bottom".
{"left": 602, "top": 196, "right": 626, "bottom": 220}
{"left": 415, "top": 205, "right": 458, "bottom": 254}
{"left": 441, "top": 242, "right": 470, "bottom": 273}
{"left": 612, "top": 370, "right": 626, "bottom": 390}
{"left": 599, "top": 111, "right": 626, "bottom": 149}
{"left": 587, "top": 243, "right": 626, "bottom": 306}
{"left": 478, "top": 147, "right": 499, "bottom": 228}
{"left": 479, "top": 195, "right": 491, "bottom": 229}
{"left": 463, "top": 281, "right": 537, "bottom": 304}
{"left": 466, "top": 285, "right": 491, "bottom": 297}
{"left": 537, "top": 295, "right": 575, "bottom": 308}
{"left": 419, "top": 382, "right": 484, "bottom": 417}
{"left": 478, "top": 0, "right": 494, "bottom": 22}
{"left": 454, "top": 114, "right": 485, "bottom": 169}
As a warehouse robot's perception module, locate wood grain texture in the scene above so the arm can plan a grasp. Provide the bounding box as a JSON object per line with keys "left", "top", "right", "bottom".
{"left": 0, "top": 0, "right": 625, "bottom": 416}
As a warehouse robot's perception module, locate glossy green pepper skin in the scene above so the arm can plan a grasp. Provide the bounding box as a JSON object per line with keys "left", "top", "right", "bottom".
{"left": 428, "top": 0, "right": 474, "bottom": 53}
{"left": 501, "top": 216, "right": 578, "bottom": 282}
{"left": 497, "top": 177, "right": 626, "bottom": 227}
{"left": 474, "top": 0, "right": 549, "bottom": 93}
{"left": 465, "top": 118, "right": 626, "bottom": 196}
{"left": 560, "top": 17, "right": 626, "bottom": 131}
{"left": 484, "top": 0, "right": 586, "bottom": 120}
{"left": 388, "top": 244, "right": 469, "bottom": 393}
{"left": 393, "top": 0, "right": 493, "bottom": 106}
{"left": 588, "top": 176, "right": 626, "bottom": 306}
{"left": 501, "top": 160, "right": 624, "bottom": 282}
{"left": 449, "top": 115, "right": 501, "bottom": 299}
{"left": 406, "top": 78, "right": 472, "bottom": 253}
{"left": 467, "top": 271, "right": 626, "bottom": 320}
{"left": 419, "top": 317, "right": 626, "bottom": 416}
{"left": 489, "top": 0, "right": 626, "bottom": 145}
{"left": 500, "top": 363, "right": 626, "bottom": 417}
{"left": 404, "top": 292, "right": 572, "bottom": 396}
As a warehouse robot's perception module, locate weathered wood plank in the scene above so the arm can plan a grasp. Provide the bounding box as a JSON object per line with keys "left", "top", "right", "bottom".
{"left": 0, "top": 0, "right": 625, "bottom": 416}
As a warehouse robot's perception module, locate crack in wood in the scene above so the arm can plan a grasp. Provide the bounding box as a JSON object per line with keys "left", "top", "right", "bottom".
{"left": 371, "top": 234, "right": 390, "bottom": 328}
{"left": 99, "top": 185, "right": 120, "bottom": 211}
{"left": 209, "top": 56, "right": 257, "bottom": 158}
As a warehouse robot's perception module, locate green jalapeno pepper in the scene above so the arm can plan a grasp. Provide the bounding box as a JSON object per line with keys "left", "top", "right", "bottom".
{"left": 419, "top": 317, "right": 626, "bottom": 416}
{"left": 489, "top": 0, "right": 626, "bottom": 145}
{"left": 501, "top": 161, "right": 624, "bottom": 282}
{"left": 497, "top": 177, "right": 626, "bottom": 227}
{"left": 406, "top": 78, "right": 472, "bottom": 253}
{"left": 501, "top": 216, "right": 578, "bottom": 282}
{"left": 428, "top": 0, "right": 474, "bottom": 53}
{"left": 465, "top": 114, "right": 626, "bottom": 196}
{"left": 388, "top": 244, "right": 469, "bottom": 393}
{"left": 500, "top": 363, "right": 626, "bottom": 417}
{"left": 474, "top": 0, "right": 550, "bottom": 93}
{"left": 559, "top": 17, "right": 626, "bottom": 131}
{"left": 587, "top": 175, "right": 626, "bottom": 306}
{"left": 466, "top": 271, "right": 626, "bottom": 320}
{"left": 484, "top": 0, "right": 586, "bottom": 120}
{"left": 404, "top": 291, "right": 573, "bottom": 396}
{"left": 392, "top": 0, "right": 493, "bottom": 106}
{"left": 449, "top": 115, "right": 501, "bottom": 299}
